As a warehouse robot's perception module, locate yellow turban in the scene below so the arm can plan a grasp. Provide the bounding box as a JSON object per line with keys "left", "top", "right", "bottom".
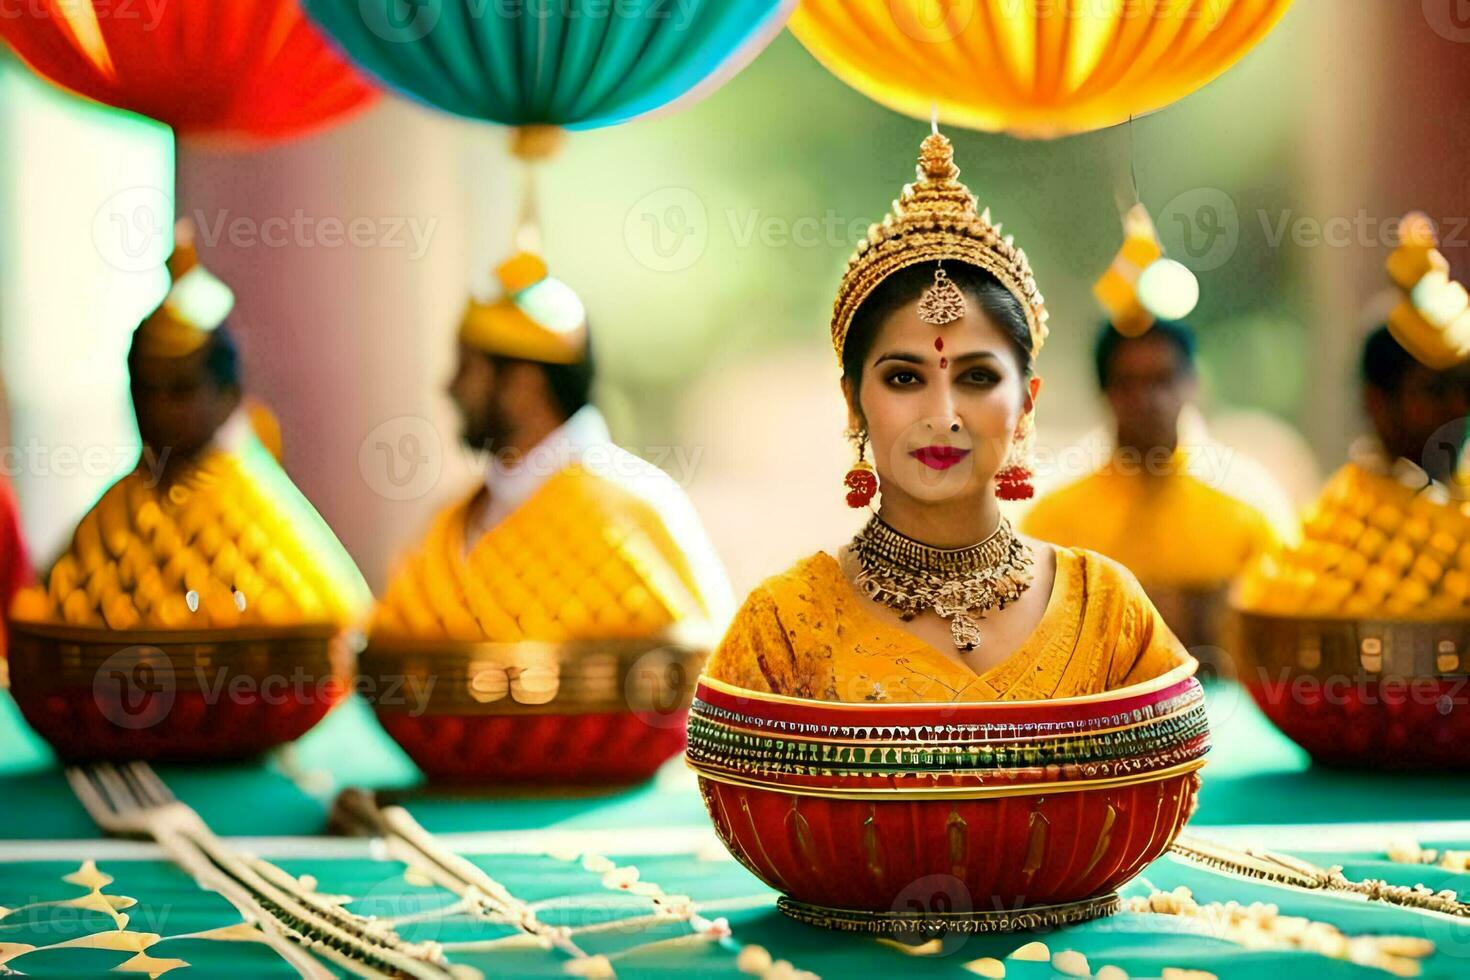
{"left": 134, "top": 228, "right": 236, "bottom": 359}
{"left": 459, "top": 252, "right": 588, "bottom": 365}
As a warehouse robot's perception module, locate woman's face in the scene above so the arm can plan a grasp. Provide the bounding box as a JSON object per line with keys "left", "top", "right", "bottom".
{"left": 846, "top": 294, "right": 1039, "bottom": 507}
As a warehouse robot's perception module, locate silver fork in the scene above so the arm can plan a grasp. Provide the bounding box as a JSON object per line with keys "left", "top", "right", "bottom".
{"left": 69, "top": 762, "right": 461, "bottom": 979}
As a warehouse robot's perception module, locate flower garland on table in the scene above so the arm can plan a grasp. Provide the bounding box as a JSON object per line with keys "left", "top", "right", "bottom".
{"left": 543, "top": 846, "right": 818, "bottom": 980}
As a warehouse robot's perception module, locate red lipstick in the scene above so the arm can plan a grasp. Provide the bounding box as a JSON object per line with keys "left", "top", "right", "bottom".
{"left": 910, "top": 446, "right": 970, "bottom": 470}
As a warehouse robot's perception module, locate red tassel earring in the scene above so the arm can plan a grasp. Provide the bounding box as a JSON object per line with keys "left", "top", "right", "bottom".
{"left": 844, "top": 435, "right": 878, "bottom": 508}
{"left": 995, "top": 464, "right": 1034, "bottom": 501}
{"left": 995, "top": 418, "right": 1035, "bottom": 501}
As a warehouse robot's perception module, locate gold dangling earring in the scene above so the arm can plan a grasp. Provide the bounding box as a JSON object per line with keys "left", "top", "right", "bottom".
{"left": 844, "top": 432, "right": 878, "bottom": 509}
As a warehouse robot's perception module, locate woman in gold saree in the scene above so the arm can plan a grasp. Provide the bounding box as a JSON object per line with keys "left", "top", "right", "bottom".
{"left": 705, "top": 131, "right": 1186, "bottom": 704}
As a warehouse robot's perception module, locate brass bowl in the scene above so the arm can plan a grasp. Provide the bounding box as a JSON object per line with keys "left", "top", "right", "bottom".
{"left": 1231, "top": 610, "right": 1470, "bottom": 768}
{"left": 360, "top": 627, "right": 710, "bottom": 783}
{"left": 6, "top": 619, "right": 353, "bottom": 762}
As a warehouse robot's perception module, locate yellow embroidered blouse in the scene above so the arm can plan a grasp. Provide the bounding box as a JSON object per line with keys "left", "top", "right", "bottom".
{"left": 703, "top": 546, "right": 1184, "bottom": 703}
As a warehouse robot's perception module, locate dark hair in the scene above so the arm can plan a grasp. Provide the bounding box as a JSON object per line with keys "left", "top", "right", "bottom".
{"left": 1360, "top": 325, "right": 1418, "bottom": 395}
{"left": 841, "top": 261, "right": 1033, "bottom": 386}
{"left": 493, "top": 326, "right": 597, "bottom": 421}
{"left": 127, "top": 320, "right": 242, "bottom": 389}
{"left": 1093, "top": 319, "right": 1196, "bottom": 390}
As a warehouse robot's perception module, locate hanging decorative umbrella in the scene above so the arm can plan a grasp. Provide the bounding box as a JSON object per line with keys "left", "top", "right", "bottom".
{"left": 301, "top": 0, "right": 794, "bottom": 129}
{"left": 0, "top": 0, "right": 377, "bottom": 143}
{"left": 788, "top": 0, "right": 1294, "bottom": 138}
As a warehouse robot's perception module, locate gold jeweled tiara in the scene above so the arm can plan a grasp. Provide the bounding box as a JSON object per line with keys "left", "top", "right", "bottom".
{"left": 831, "top": 131, "right": 1048, "bottom": 364}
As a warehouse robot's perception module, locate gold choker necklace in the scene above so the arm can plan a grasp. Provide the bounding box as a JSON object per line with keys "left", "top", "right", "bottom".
{"left": 851, "top": 515, "right": 1035, "bottom": 651}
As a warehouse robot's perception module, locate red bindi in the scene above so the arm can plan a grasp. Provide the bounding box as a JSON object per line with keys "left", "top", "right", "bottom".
{"left": 939, "top": 357, "right": 948, "bottom": 369}
{"left": 934, "top": 337, "right": 944, "bottom": 352}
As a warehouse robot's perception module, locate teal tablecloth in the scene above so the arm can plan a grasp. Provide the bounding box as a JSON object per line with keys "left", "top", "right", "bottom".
{"left": 2, "top": 685, "right": 1468, "bottom": 977}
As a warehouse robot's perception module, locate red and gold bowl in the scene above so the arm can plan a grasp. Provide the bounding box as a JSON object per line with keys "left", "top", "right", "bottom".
{"left": 6, "top": 620, "right": 352, "bottom": 762}
{"left": 1233, "top": 611, "right": 1470, "bottom": 769}
{"left": 687, "top": 657, "right": 1208, "bottom": 932}
{"left": 360, "top": 630, "right": 709, "bottom": 784}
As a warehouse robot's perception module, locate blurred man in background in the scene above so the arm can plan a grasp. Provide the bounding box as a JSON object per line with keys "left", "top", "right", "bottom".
{"left": 374, "top": 249, "right": 732, "bottom": 644}
{"left": 1023, "top": 320, "right": 1297, "bottom": 648}
{"left": 1357, "top": 325, "right": 1470, "bottom": 486}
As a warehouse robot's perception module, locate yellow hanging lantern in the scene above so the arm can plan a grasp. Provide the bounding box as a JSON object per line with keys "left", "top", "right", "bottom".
{"left": 789, "top": 0, "right": 1295, "bottom": 138}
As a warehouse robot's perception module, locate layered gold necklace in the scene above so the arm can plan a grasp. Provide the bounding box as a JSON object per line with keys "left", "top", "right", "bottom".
{"left": 851, "top": 514, "right": 1035, "bottom": 651}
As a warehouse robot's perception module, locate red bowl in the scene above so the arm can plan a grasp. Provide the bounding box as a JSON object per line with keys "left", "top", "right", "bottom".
{"left": 360, "top": 634, "right": 707, "bottom": 785}
{"left": 687, "top": 657, "right": 1208, "bottom": 931}
{"left": 378, "top": 712, "right": 688, "bottom": 783}
{"left": 7, "top": 620, "right": 351, "bottom": 762}
{"left": 1234, "top": 611, "right": 1470, "bottom": 769}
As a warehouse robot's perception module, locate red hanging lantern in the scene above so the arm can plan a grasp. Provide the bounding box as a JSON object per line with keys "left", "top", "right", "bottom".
{"left": 0, "top": 0, "right": 377, "bottom": 144}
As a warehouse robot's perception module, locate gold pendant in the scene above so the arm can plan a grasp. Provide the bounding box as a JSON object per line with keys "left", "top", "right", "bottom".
{"left": 918, "top": 268, "right": 967, "bottom": 325}
{"left": 950, "top": 612, "right": 983, "bottom": 651}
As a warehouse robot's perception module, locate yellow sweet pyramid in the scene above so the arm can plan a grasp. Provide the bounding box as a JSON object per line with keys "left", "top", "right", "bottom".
{"left": 1386, "top": 212, "right": 1470, "bottom": 369}
{"left": 373, "top": 464, "right": 712, "bottom": 644}
{"left": 1234, "top": 461, "right": 1470, "bottom": 621}
{"left": 12, "top": 437, "right": 370, "bottom": 632}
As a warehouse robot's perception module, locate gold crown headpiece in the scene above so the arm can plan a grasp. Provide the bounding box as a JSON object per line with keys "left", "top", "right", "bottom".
{"left": 459, "top": 252, "right": 588, "bottom": 365}
{"left": 135, "top": 220, "right": 236, "bottom": 359}
{"left": 831, "top": 132, "right": 1048, "bottom": 365}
